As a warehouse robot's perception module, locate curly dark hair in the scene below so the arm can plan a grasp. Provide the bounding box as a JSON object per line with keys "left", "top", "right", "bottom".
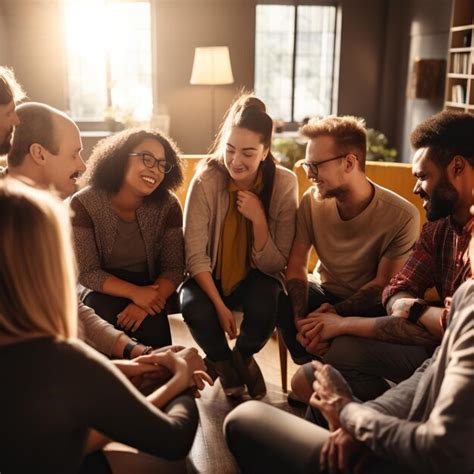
{"left": 410, "top": 111, "right": 474, "bottom": 168}
{"left": 80, "top": 128, "right": 183, "bottom": 201}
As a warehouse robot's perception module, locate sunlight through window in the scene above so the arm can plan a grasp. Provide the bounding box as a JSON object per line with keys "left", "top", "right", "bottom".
{"left": 64, "top": 0, "right": 153, "bottom": 123}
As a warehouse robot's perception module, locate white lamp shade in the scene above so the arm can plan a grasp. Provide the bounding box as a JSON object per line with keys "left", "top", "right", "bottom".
{"left": 190, "top": 46, "right": 234, "bottom": 85}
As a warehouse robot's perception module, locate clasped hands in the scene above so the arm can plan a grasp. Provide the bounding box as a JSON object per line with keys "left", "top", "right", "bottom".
{"left": 117, "top": 284, "right": 167, "bottom": 332}
{"left": 295, "top": 303, "right": 344, "bottom": 357}
{"left": 310, "top": 360, "right": 369, "bottom": 473}
{"left": 118, "top": 346, "right": 213, "bottom": 397}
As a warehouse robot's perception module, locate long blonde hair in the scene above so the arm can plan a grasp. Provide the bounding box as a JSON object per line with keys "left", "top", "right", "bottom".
{"left": 0, "top": 178, "right": 77, "bottom": 343}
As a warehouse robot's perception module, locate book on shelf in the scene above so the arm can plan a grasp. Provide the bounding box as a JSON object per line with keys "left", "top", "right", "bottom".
{"left": 451, "top": 52, "right": 470, "bottom": 74}
{"left": 451, "top": 84, "right": 466, "bottom": 103}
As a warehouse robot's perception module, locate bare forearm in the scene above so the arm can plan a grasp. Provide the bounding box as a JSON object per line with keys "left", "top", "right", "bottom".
{"left": 147, "top": 370, "right": 189, "bottom": 408}
{"left": 340, "top": 316, "right": 438, "bottom": 347}
{"left": 334, "top": 284, "right": 384, "bottom": 316}
{"left": 153, "top": 277, "right": 177, "bottom": 300}
{"left": 102, "top": 276, "right": 138, "bottom": 300}
{"left": 286, "top": 278, "right": 308, "bottom": 319}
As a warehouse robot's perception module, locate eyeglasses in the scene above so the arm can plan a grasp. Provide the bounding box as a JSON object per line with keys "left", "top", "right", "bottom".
{"left": 300, "top": 154, "right": 347, "bottom": 178}
{"left": 129, "top": 152, "right": 174, "bottom": 174}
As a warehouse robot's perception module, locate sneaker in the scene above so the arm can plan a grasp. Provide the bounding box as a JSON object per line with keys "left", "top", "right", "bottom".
{"left": 232, "top": 348, "right": 267, "bottom": 399}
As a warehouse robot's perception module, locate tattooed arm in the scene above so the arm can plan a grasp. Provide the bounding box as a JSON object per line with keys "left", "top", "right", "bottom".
{"left": 334, "top": 256, "right": 408, "bottom": 316}
{"left": 285, "top": 240, "right": 312, "bottom": 319}
{"left": 308, "top": 313, "right": 439, "bottom": 348}
{"left": 334, "top": 284, "right": 384, "bottom": 316}
{"left": 287, "top": 279, "right": 308, "bottom": 319}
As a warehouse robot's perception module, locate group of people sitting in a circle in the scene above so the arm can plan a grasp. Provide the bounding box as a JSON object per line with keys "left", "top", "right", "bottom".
{"left": 0, "top": 65, "right": 473, "bottom": 473}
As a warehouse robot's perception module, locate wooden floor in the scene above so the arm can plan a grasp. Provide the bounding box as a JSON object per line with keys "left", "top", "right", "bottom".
{"left": 169, "top": 313, "right": 306, "bottom": 473}
{"left": 105, "top": 314, "right": 306, "bottom": 473}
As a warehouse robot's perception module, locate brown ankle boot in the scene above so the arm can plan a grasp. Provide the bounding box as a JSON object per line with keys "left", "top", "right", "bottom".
{"left": 214, "top": 359, "right": 245, "bottom": 398}
{"left": 232, "top": 348, "right": 267, "bottom": 399}
{"left": 203, "top": 357, "right": 218, "bottom": 382}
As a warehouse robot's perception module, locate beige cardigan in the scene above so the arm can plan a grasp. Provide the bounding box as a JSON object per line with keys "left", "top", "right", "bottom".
{"left": 184, "top": 165, "right": 298, "bottom": 285}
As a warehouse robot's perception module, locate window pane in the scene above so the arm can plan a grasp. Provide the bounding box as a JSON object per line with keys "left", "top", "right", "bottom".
{"left": 64, "top": 0, "right": 108, "bottom": 120}
{"left": 294, "top": 6, "right": 336, "bottom": 121}
{"left": 255, "top": 5, "right": 295, "bottom": 122}
{"left": 108, "top": 2, "right": 153, "bottom": 122}
{"left": 64, "top": 0, "right": 153, "bottom": 122}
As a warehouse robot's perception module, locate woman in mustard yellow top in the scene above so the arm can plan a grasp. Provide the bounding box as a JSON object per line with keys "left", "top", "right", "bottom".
{"left": 181, "top": 93, "right": 298, "bottom": 398}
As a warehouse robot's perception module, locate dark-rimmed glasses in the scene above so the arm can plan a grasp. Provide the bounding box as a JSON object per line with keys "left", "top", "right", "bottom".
{"left": 300, "top": 154, "right": 347, "bottom": 178}
{"left": 129, "top": 152, "right": 174, "bottom": 174}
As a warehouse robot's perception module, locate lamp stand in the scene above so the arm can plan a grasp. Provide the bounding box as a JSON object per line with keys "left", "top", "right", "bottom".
{"left": 211, "top": 84, "right": 216, "bottom": 141}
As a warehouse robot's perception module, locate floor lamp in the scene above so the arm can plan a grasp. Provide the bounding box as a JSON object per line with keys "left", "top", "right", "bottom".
{"left": 190, "top": 46, "right": 234, "bottom": 139}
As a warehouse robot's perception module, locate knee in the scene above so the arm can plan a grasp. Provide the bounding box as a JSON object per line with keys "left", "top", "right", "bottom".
{"left": 180, "top": 283, "right": 211, "bottom": 322}
{"left": 224, "top": 400, "right": 262, "bottom": 446}
{"left": 323, "top": 336, "right": 368, "bottom": 370}
{"left": 291, "top": 365, "right": 313, "bottom": 403}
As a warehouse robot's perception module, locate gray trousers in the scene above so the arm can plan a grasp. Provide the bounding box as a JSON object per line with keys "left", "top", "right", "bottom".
{"left": 225, "top": 401, "right": 329, "bottom": 474}
{"left": 308, "top": 335, "right": 432, "bottom": 401}
{"left": 225, "top": 401, "right": 411, "bottom": 474}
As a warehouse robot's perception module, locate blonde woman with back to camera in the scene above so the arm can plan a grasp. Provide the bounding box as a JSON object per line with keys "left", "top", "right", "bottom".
{"left": 0, "top": 178, "right": 209, "bottom": 473}
{"left": 180, "top": 93, "right": 298, "bottom": 398}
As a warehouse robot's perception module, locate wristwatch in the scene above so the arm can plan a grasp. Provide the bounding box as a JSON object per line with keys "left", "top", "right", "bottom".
{"left": 408, "top": 300, "right": 428, "bottom": 325}
{"left": 123, "top": 339, "right": 139, "bottom": 359}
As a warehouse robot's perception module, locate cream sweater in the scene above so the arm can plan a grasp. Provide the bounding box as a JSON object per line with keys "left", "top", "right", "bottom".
{"left": 184, "top": 165, "right": 298, "bottom": 284}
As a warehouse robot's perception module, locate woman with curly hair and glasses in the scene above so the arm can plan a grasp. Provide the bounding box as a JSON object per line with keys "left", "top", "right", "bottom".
{"left": 180, "top": 93, "right": 298, "bottom": 399}
{"left": 70, "top": 129, "right": 185, "bottom": 350}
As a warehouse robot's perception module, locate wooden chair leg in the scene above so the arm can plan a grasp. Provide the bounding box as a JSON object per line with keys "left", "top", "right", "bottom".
{"left": 277, "top": 329, "right": 288, "bottom": 393}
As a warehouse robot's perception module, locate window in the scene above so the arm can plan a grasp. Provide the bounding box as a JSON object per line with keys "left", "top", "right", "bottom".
{"left": 64, "top": 0, "right": 153, "bottom": 123}
{"left": 255, "top": 3, "right": 338, "bottom": 123}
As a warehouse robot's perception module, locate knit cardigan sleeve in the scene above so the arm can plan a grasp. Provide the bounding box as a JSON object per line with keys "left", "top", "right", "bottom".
{"left": 251, "top": 167, "right": 298, "bottom": 275}
{"left": 70, "top": 196, "right": 114, "bottom": 292}
{"left": 154, "top": 195, "right": 185, "bottom": 287}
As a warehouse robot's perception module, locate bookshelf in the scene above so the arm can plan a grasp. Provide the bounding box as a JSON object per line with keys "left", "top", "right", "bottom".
{"left": 444, "top": 0, "right": 474, "bottom": 112}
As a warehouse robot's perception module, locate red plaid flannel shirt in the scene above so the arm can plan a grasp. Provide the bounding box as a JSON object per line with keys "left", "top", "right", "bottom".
{"left": 382, "top": 216, "right": 472, "bottom": 306}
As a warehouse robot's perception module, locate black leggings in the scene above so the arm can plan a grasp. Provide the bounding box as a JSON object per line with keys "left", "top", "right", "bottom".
{"left": 180, "top": 270, "right": 281, "bottom": 362}
{"left": 83, "top": 268, "right": 171, "bottom": 348}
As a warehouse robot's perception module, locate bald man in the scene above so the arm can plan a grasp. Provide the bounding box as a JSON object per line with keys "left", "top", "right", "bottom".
{"left": 5, "top": 102, "right": 152, "bottom": 360}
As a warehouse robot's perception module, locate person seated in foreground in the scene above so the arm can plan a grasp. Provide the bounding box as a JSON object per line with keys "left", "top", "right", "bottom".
{"left": 224, "top": 214, "right": 474, "bottom": 473}
{"left": 291, "top": 110, "right": 474, "bottom": 405}
{"left": 0, "top": 178, "right": 212, "bottom": 473}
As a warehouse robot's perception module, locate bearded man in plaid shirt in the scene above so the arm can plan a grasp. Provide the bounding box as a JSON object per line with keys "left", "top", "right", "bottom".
{"left": 291, "top": 110, "right": 473, "bottom": 407}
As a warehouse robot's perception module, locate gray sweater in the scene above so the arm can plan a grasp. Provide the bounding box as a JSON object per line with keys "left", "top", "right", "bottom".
{"left": 71, "top": 186, "right": 185, "bottom": 292}
{"left": 341, "top": 279, "right": 474, "bottom": 473}
{"left": 184, "top": 165, "right": 298, "bottom": 284}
